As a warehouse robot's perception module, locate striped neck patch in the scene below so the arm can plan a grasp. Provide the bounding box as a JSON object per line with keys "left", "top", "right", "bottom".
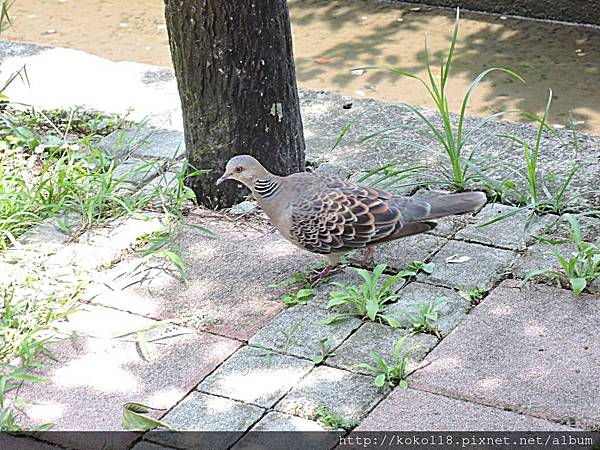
{"left": 254, "top": 178, "right": 280, "bottom": 198}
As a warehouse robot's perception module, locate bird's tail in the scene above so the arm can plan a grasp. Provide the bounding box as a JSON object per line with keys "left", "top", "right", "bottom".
{"left": 425, "top": 191, "right": 487, "bottom": 219}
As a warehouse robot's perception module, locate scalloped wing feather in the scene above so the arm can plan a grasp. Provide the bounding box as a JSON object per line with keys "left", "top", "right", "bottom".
{"left": 288, "top": 176, "right": 434, "bottom": 254}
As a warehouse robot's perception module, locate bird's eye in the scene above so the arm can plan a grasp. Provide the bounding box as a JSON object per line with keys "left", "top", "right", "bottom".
{"left": 235, "top": 166, "right": 243, "bottom": 173}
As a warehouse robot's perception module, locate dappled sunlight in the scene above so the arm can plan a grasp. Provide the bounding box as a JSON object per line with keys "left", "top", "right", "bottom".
{"left": 428, "top": 356, "right": 464, "bottom": 371}
{"left": 523, "top": 324, "right": 547, "bottom": 337}
{"left": 258, "top": 239, "right": 300, "bottom": 259}
{"left": 57, "top": 305, "right": 153, "bottom": 339}
{"left": 300, "top": 102, "right": 334, "bottom": 120}
{"left": 27, "top": 402, "right": 65, "bottom": 423}
{"left": 476, "top": 377, "right": 503, "bottom": 391}
{"left": 205, "top": 394, "right": 237, "bottom": 414}
{"left": 147, "top": 387, "right": 187, "bottom": 409}
{"left": 488, "top": 304, "right": 513, "bottom": 317}
{"left": 53, "top": 344, "right": 139, "bottom": 392}
{"left": 210, "top": 367, "right": 308, "bottom": 400}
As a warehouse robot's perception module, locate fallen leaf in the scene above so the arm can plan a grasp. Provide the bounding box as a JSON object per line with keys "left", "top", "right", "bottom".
{"left": 445, "top": 255, "right": 472, "bottom": 264}
{"left": 314, "top": 58, "right": 331, "bottom": 65}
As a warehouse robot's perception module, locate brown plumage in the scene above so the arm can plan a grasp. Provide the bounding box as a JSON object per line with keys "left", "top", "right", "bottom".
{"left": 217, "top": 155, "right": 487, "bottom": 267}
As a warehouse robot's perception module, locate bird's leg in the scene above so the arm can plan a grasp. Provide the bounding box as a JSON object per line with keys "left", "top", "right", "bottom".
{"left": 308, "top": 254, "right": 342, "bottom": 285}
{"left": 364, "top": 246, "right": 375, "bottom": 267}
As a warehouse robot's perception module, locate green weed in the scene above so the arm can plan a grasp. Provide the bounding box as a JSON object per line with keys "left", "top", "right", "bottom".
{"left": 359, "top": 9, "right": 523, "bottom": 191}
{"left": 281, "top": 288, "right": 315, "bottom": 306}
{"left": 402, "top": 261, "right": 435, "bottom": 277}
{"left": 322, "top": 264, "right": 406, "bottom": 327}
{"left": 0, "top": 273, "right": 81, "bottom": 430}
{"left": 524, "top": 214, "right": 599, "bottom": 295}
{"left": 480, "top": 91, "right": 581, "bottom": 226}
{"left": 312, "top": 337, "right": 334, "bottom": 364}
{"left": 354, "top": 336, "right": 415, "bottom": 389}
{"left": 459, "top": 287, "right": 486, "bottom": 304}
{"left": 403, "top": 298, "right": 443, "bottom": 336}
{"left": 314, "top": 405, "right": 360, "bottom": 431}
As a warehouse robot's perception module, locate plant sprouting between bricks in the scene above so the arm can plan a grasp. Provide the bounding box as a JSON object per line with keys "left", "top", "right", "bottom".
{"left": 479, "top": 90, "right": 583, "bottom": 228}
{"left": 355, "top": 8, "right": 523, "bottom": 191}
{"left": 312, "top": 337, "right": 334, "bottom": 364}
{"left": 355, "top": 336, "right": 416, "bottom": 389}
{"left": 459, "top": 287, "right": 486, "bottom": 305}
{"left": 403, "top": 298, "right": 443, "bottom": 337}
{"left": 524, "top": 214, "right": 599, "bottom": 295}
{"left": 322, "top": 264, "right": 407, "bottom": 327}
{"left": 314, "top": 405, "right": 360, "bottom": 431}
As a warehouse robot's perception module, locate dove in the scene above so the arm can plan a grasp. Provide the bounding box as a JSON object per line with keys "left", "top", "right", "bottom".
{"left": 217, "top": 155, "right": 486, "bottom": 279}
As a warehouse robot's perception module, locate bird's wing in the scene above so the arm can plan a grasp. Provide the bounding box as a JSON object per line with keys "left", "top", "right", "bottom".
{"left": 288, "top": 177, "right": 433, "bottom": 254}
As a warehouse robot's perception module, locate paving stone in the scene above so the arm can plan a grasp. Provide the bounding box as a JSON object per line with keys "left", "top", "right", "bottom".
{"left": 248, "top": 411, "right": 328, "bottom": 431}
{"left": 198, "top": 346, "right": 314, "bottom": 408}
{"left": 544, "top": 214, "right": 600, "bottom": 242}
{"left": 455, "top": 204, "right": 556, "bottom": 250}
{"left": 147, "top": 391, "right": 264, "bottom": 449}
{"left": 408, "top": 279, "right": 600, "bottom": 430}
{"left": 99, "top": 126, "right": 185, "bottom": 161}
{"left": 234, "top": 412, "right": 338, "bottom": 450}
{"left": 386, "top": 282, "right": 472, "bottom": 336}
{"left": 140, "top": 170, "right": 179, "bottom": 195}
{"left": 19, "top": 219, "right": 70, "bottom": 245}
{"left": 95, "top": 212, "right": 321, "bottom": 340}
{"left": 77, "top": 214, "right": 164, "bottom": 258}
{"left": 47, "top": 242, "right": 119, "bottom": 272}
{"left": 348, "top": 234, "right": 447, "bottom": 271}
{"left": 417, "top": 240, "right": 515, "bottom": 291}
{"left": 112, "top": 157, "right": 163, "bottom": 186}
{"left": 131, "top": 441, "right": 174, "bottom": 450}
{"left": 326, "top": 322, "right": 438, "bottom": 376}
{"left": 0, "top": 435, "right": 63, "bottom": 450}
{"left": 248, "top": 304, "right": 362, "bottom": 360}
{"left": 356, "top": 388, "right": 578, "bottom": 431}
{"left": 276, "top": 365, "right": 385, "bottom": 422}
{"left": 85, "top": 255, "right": 181, "bottom": 318}
{"left": 17, "top": 304, "right": 240, "bottom": 438}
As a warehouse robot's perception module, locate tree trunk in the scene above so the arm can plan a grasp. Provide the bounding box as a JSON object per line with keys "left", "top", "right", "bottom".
{"left": 164, "top": 0, "right": 306, "bottom": 208}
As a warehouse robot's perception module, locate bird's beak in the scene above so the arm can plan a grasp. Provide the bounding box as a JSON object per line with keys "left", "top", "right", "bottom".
{"left": 216, "top": 173, "right": 229, "bottom": 186}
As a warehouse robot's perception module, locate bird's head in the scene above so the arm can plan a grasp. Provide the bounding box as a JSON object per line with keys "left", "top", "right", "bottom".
{"left": 216, "top": 154, "right": 269, "bottom": 188}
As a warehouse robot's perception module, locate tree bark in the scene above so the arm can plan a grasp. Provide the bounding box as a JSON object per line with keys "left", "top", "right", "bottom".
{"left": 164, "top": 0, "right": 306, "bottom": 208}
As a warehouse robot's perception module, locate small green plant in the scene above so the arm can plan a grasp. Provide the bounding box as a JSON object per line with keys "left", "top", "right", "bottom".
{"left": 524, "top": 214, "right": 599, "bottom": 295}
{"left": 354, "top": 337, "right": 415, "bottom": 389}
{"left": 402, "top": 261, "right": 435, "bottom": 277}
{"left": 314, "top": 405, "right": 360, "bottom": 431}
{"left": 404, "top": 298, "right": 443, "bottom": 336}
{"left": 273, "top": 270, "right": 326, "bottom": 306}
{"left": 281, "top": 287, "right": 315, "bottom": 306}
{"left": 312, "top": 337, "right": 334, "bottom": 364}
{"left": 0, "top": 279, "right": 79, "bottom": 430}
{"left": 358, "top": 9, "right": 523, "bottom": 191}
{"left": 278, "top": 320, "right": 304, "bottom": 353}
{"left": 460, "top": 287, "right": 486, "bottom": 304}
{"left": 322, "top": 264, "right": 405, "bottom": 327}
{"left": 480, "top": 91, "right": 581, "bottom": 226}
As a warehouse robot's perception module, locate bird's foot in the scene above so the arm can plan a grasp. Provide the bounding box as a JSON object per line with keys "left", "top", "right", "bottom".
{"left": 308, "top": 265, "right": 341, "bottom": 285}
{"left": 363, "top": 246, "right": 375, "bottom": 268}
